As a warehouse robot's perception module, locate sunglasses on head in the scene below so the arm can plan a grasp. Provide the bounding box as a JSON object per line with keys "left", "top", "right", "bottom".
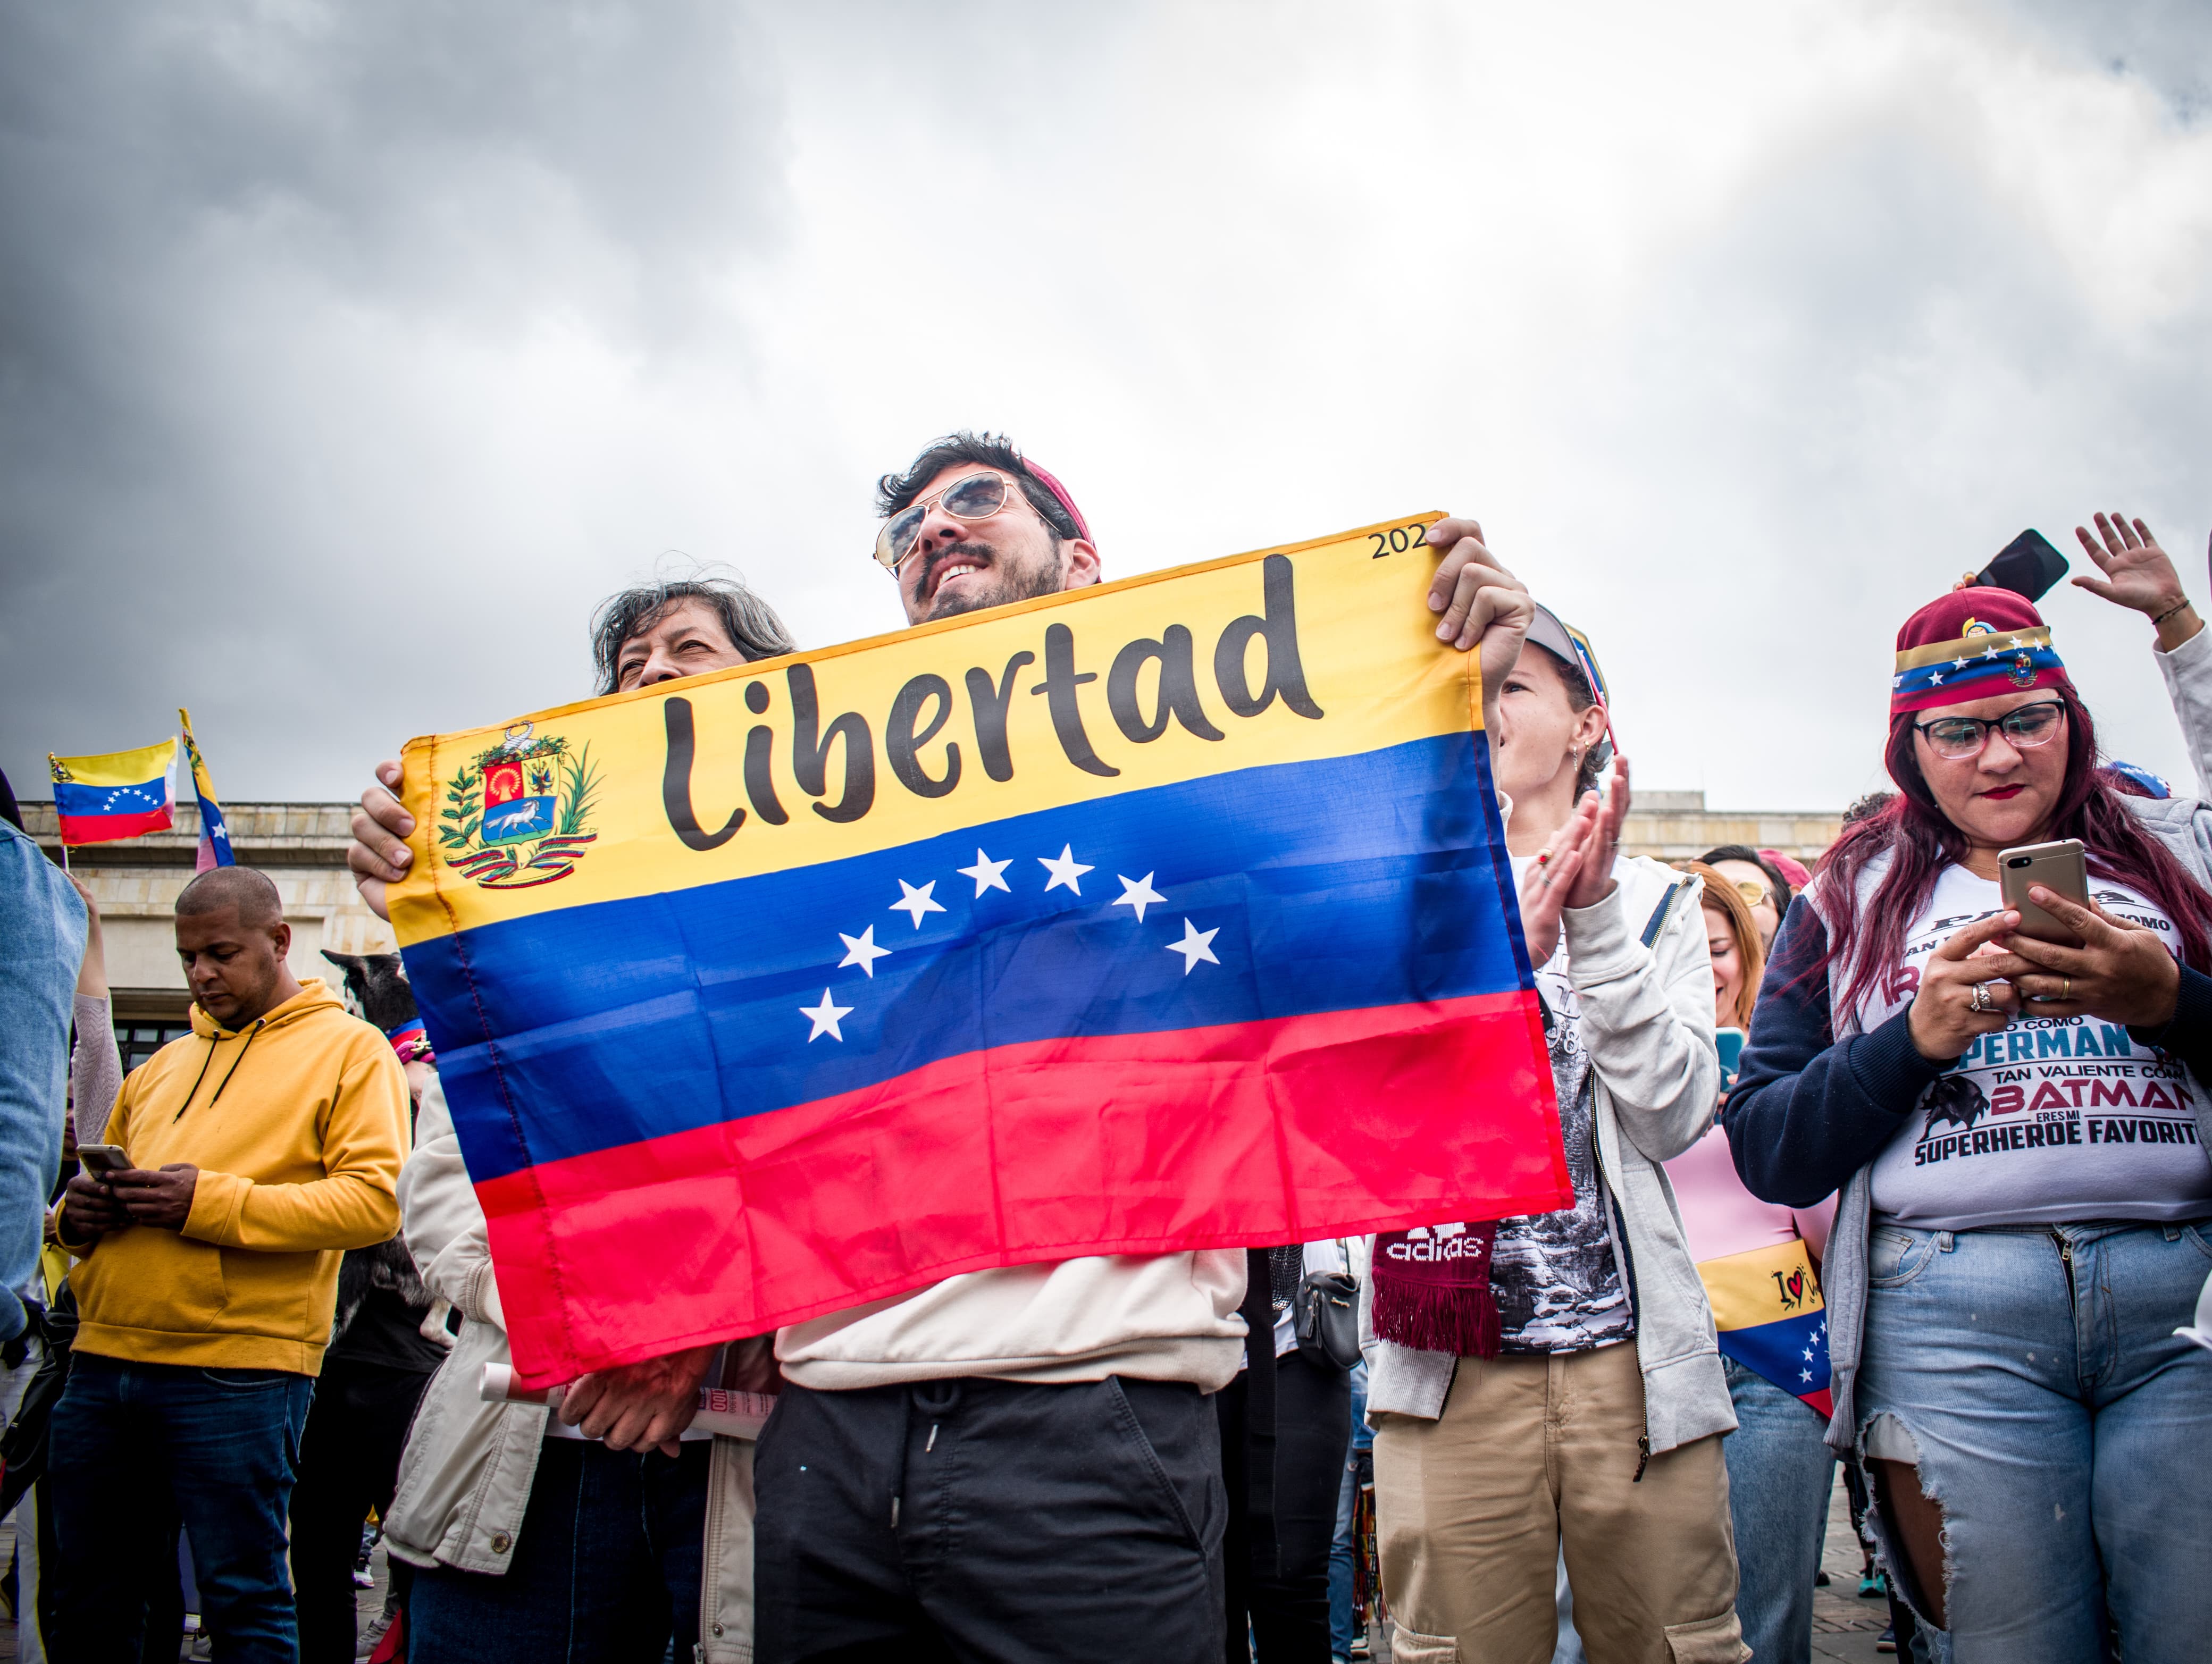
{"left": 874, "top": 472, "right": 1037, "bottom": 572}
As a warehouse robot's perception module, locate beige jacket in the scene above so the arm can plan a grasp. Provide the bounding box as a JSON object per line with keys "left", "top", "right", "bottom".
{"left": 382, "top": 1077, "right": 766, "bottom": 1662}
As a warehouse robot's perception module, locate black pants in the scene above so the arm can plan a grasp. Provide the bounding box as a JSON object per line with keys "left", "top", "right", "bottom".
{"left": 290, "top": 1358, "right": 433, "bottom": 1663}
{"left": 1218, "top": 1352, "right": 1352, "bottom": 1664}
{"left": 754, "top": 1376, "right": 1226, "bottom": 1663}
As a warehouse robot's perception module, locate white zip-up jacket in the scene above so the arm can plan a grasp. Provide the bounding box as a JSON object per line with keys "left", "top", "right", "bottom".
{"left": 1361, "top": 854, "right": 1737, "bottom": 1457}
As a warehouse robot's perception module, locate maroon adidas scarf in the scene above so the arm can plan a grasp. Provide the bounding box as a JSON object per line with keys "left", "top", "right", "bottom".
{"left": 1370, "top": 1220, "right": 1501, "bottom": 1357}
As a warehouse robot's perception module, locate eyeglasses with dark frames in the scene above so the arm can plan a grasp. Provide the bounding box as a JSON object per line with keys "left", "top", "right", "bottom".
{"left": 1912, "top": 700, "right": 2067, "bottom": 762}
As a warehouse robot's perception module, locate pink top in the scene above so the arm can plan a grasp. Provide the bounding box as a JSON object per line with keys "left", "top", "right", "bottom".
{"left": 1665, "top": 1124, "right": 1836, "bottom": 1267}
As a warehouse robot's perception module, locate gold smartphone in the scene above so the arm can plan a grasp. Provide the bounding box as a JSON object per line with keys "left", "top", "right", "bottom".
{"left": 1998, "top": 838, "right": 2089, "bottom": 946}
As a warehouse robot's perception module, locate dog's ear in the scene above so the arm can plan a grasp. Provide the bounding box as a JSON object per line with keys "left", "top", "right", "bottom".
{"left": 322, "top": 950, "right": 362, "bottom": 972}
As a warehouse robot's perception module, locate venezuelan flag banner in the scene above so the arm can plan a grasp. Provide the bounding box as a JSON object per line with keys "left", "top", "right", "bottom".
{"left": 48, "top": 739, "right": 177, "bottom": 846}
{"left": 1697, "top": 1238, "right": 1833, "bottom": 1417}
{"left": 179, "top": 708, "right": 236, "bottom": 871}
{"left": 389, "top": 514, "right": 1568, "bottom": 1385}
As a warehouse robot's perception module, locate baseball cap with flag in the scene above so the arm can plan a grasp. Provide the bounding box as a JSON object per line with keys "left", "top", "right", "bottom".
{"left": 1526, "top": 604, "right": 1613, "bottom": 771}
{"left": 1891, "top": 589, "right": 2071, "bottom": 716}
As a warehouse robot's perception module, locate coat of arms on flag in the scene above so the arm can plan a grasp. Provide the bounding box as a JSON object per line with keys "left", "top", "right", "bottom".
{"left": 389, "top": 514, "right": 1568, "bottom": 1385}
{"left": 438, "top": 725, "right": 600, "bottom": 889}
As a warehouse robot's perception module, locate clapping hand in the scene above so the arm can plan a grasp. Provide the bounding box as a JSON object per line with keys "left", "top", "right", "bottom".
{"left": 1518, "top": 793, "right": 1599, "bottom": 967}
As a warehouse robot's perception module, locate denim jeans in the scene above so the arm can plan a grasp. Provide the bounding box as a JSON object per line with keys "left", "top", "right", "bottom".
{"left": 1327, "top": 1362, "right": 1368, "bottom": 1657}
{"left": 1720, "top": 1357, "right": 1833, "bottom": 1664}
{"left": 48, "top": 1352, "right": 314, "bottom": 1664}
{"left": 1859, "top": 1218, "right": 2212, "bottom": 1664}
{"left": 407, "top": 1436, "right": 708, "bottom": 1664}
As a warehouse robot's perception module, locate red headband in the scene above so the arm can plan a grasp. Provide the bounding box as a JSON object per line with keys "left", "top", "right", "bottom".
{"left": 1024, "top": 460, "right": 1092, "bottom": 546}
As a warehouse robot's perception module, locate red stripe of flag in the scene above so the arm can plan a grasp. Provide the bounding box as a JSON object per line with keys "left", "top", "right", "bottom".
{"left": 477, "top": 989, "right": 1564, "bottom": 1386}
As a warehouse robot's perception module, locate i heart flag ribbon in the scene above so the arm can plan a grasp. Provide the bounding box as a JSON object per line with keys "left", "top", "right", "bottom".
{"left": 388, "top": 514, "right": 1569, "bottom": 1386}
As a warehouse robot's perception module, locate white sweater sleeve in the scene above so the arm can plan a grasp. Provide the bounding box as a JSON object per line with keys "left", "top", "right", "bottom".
{"left": 70, "top": 994, "right": 123, "bottom": 1145}
{"left": 398, "top": 1073, "right": 505, "bottom": 1332}
{"left": 1561, "top": 868, "right": 1721, "bottom": 1165}
{"left": 2154, "top": 623, "right": 2212, "bottom": 806}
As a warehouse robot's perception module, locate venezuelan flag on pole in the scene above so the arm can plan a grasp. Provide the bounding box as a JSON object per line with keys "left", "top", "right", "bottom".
{"left": 178, "top": 708, "right": 236, "bottom": 871}
{"left": 48, "top": 739, "right": 177, "bottom": 846}
{"left": 1696, "top": 1239, "right": 1833, "bottom": 1417}
{"left": 388, "top": 514, "right": 1567, "bottom": 1385}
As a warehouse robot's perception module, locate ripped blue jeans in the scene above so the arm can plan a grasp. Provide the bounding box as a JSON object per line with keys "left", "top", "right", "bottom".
{"left": 1858, "top": 1217, "right": 2212, "bottom": 1664}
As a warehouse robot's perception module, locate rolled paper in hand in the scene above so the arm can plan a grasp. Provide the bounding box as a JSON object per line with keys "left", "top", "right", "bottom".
{"left": 478, "top": 1363, "right": 776, "bottom": 1438}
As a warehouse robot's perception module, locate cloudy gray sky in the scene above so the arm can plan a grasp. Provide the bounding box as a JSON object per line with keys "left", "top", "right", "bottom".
{"left": 5, "top": 0, "right": 2210, "bottom": 816}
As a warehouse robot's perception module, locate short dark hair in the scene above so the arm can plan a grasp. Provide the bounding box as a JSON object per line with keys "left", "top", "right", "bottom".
{"left": 590, "top": 576, "right": 796, "bottom": 696}
{"left": 876, "top": 432, "right": 1080, "bottom": 546}
{"left": 177, "top": 865, "right": 284, "bottom": 928}
{"left": 1696, "top": 843, "right": 1793, "bottom": 913}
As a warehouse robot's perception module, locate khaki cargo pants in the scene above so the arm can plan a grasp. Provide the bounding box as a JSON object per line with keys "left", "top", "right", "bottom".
{"left": 1372, "top": 1342, "right": 1747, "bottom": 1664}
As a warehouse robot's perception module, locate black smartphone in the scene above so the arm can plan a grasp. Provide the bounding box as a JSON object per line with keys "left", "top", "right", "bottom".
{"left": 1974, "top": 530, "right": 2068, "bottom": 603}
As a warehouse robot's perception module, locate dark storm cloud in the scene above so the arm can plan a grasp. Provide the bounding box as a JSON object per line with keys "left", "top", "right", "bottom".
{"left": 0, "top": 1, "right": 787, "bottom": 800}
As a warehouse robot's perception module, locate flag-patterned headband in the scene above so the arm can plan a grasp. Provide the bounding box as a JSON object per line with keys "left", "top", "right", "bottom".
{"left": 1891, "top": 621, "right": 2065, "bottom": 715}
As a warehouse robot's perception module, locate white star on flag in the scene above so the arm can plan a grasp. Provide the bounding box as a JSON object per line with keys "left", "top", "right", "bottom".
{"left": 1929, "top": 670, "right": 1943, "bottom": 685}
{"left": 837, "top": 926, "right": 892, "bottom": 978}
{"left": 800, "top": 989, "right": 853, "bottom": 1042}
{"left": 1112, "top": 872, "right": 1165, "bottom": 922}
{"left": 1799, "top": 1368, "right": 1813, "bottom": 1384}
{"left": 1167, "top": 918, "right": 1220, "bottom": 974}
{"left": 1952, "top": 657, "right": 1969, "bottom": 669}
{"left": 890, "top": 879, "right": 946, "bottom": 928}
{"left": 1038, "top": 845, "right": 1093, "bottom": 895}
{"left": 958, "top": 848, "right": 1012, "bottom": 896}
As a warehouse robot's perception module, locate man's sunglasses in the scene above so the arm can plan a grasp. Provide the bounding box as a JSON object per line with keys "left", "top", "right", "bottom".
{"left": 1912, "top": 700, "right": 2067, "bottom": 762}
{"left": 874, "top": 472, "right": 1036, "bottom": 572}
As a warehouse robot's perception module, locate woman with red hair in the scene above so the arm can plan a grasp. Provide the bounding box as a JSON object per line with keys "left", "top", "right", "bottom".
{"left": 1727, "top": 514, "right": 2212, "bottom": 1662}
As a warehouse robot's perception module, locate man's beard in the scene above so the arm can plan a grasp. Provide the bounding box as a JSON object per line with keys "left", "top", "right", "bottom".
{"left": 920, "top": 540, "right": 1066, "bottom": 621}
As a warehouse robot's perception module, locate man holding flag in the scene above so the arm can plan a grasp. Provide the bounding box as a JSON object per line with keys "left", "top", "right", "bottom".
{"left": 347, "top": 435, "right": 1551, "bottom": 1662}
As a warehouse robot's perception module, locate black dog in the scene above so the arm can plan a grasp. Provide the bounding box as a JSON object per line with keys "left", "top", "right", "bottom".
{"left": 320, "top": 951, "right": 438, "bottom": 1339}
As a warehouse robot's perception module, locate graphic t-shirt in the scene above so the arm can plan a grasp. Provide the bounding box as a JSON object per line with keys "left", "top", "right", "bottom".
{"left": 1492, "top": 922, "right": 1635, "bottom": 1354}
{"left": 1865, "top": 865, "right": 2211, "bottom": 1230}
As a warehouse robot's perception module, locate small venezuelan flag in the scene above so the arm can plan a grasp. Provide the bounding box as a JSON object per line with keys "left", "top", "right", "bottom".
{"left": 179, "top": 708, "right": 235, "bottom": 871}
{"left": 48, "top": 739, "right": 177, "bottom": 846}
{"left": 1698, "top": 1238, "right": 1833, "bottom": 1418}
{"left": 390, "top": 513, "right": 1568, "bottom": 1385}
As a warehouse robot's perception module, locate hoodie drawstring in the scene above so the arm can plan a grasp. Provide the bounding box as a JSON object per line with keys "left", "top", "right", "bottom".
{"left": 174, "top": 1018, "right": 265, "bottom": 1122}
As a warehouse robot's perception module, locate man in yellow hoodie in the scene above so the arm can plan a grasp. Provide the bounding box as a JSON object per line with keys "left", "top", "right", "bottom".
{"left": 49, "top": 864, "right": 409, "bottom": 1663}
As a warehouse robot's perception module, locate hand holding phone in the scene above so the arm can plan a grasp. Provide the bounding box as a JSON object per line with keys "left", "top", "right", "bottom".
{"left": 77, "top": 1143, "right": 131, "bottom": 1175}
{"left": 1999, "top": 840, "right": 2090, "bottom": 947}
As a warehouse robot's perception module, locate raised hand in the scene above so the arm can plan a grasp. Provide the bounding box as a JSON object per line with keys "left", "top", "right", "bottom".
{"left": 1907, "top": 912, "right": 2030, "bottom": 1061}
{"left": 1423, "top": 519, "right": 1536, "bottom": 727}
{"left": 1998, "top": 888, "right": 2181, "bottom": 1029}
{"left": 2072, "top": 513, "right": 2200, "bottom": 651}
{"left": 347, "top": 759, "right": 414, "bottom": 922}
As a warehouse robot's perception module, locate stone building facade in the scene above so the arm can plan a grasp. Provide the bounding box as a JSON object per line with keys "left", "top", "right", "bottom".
{"left": 27, "top": 789, "right": 1839, "bottom": 1064}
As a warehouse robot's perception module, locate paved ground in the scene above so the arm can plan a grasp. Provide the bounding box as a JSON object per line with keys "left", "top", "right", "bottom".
{"left": 3, "top": 1476, "right": 1891, "bottom": 1661}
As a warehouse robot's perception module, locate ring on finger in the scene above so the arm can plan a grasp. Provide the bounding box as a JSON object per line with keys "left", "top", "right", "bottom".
{"left": 1970, "top": 983, "right": 1989, "bottom": 1013}
{"left": 2061, "top": 976, "right": 2071, "bottom": 1001}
